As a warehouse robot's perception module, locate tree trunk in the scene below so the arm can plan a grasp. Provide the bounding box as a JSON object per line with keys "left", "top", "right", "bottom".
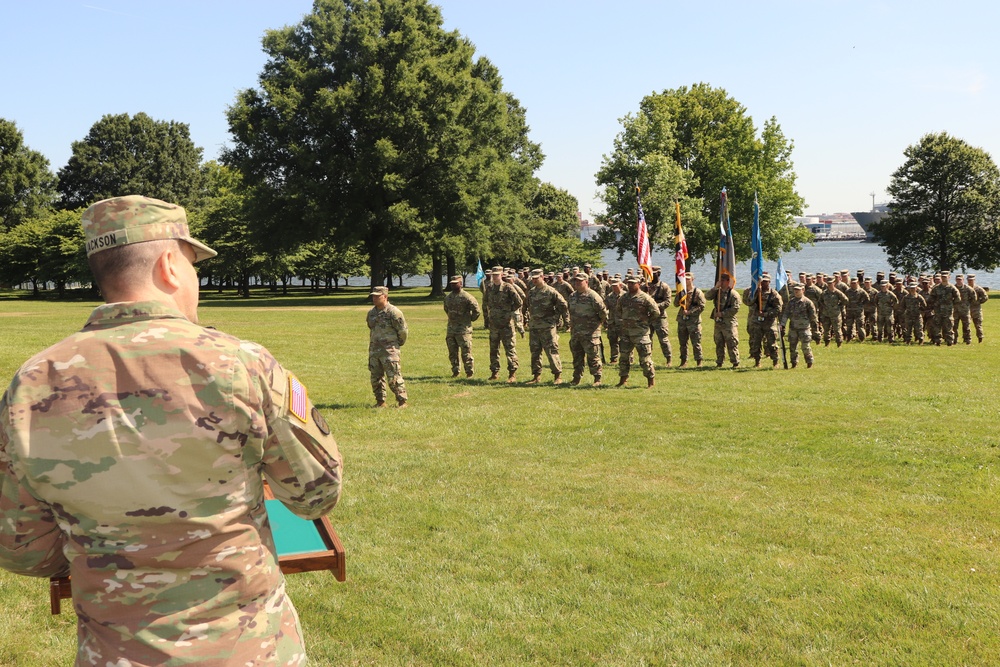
{"left": 446, "top": 254, "right": 457, "bottom": 280}
{"left": 428, "top": 249, "right": 444, "bottom": 297}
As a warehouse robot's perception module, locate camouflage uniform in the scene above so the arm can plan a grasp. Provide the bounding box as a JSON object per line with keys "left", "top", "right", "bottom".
{"left": 527, "top": 281, "right": 569, "bottom": 380}
{"left": 0, "top": 196, "right": 342, "bottom": 667}
{"left": 568, "top": 283, "right": 609, "bottom": 384}
{"left": 781, "top": 290, "right": 819, "bottom": 367}
{"left": 929, "top": 281, "right": 961, "bottom": 345}
{"left": 645, "top": 276, "right": 673, "bottom": 364}
{"left": 484, "top": 279, "right": 523, "bottom": 378}
{"left": 604, "top": 286, "right": 623, "bottom": 364}
{"left": 901, "top": 289, "right": 927, "bottom": 344}
{"left": 970, "top": 280, "right": 988, "bottom": 342}
{"left": 368, "top": 297, "right": 409, "bottom": 405}
{"left": 674, "top": 286, "right": 706, "bottom": 366}
{"left": 805, "top": 281, "right": 824, "bottom": 340}
{"left": 874, "top": 288, "right": 899, "bottom": 342}
{"left": 844, "top": 283, "right": 870, "bottom": 341}
{"left": 704, "top": 284, "right": 741, "bottom": 367}
{"left": 443, "top": 283, "right": 481, "bottom": 376}
{"left": 953, "top": 281, "right": 976, "bottom": 344}
{"left": 554, "top": 278, "right": 574, "bottom": 330}
{"left": 615, "top": 285, "right": 659, "bottom": 383}
{"left": 818, "top": 287, "right": 849, "bottom": 346}
{"left": 862, "top": 280, "right": 879, "bottom": 337}
{"left": 742, "top": 284, "right": 782, "bottom": 366}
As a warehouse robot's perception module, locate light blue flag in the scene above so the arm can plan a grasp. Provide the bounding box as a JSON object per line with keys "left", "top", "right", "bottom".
{"left": 750, "top": 194, "right": 763, "bottom": 298}
{"left": 475, "top": 259, "right": 485, "bottom": 287}
{"left": 775, "top": 257, "right": 788, "bottom": 294}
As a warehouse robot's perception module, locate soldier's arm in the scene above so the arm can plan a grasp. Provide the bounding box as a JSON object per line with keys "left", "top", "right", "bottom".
{"left": 469, "top": 294, "right": 481, "bottom": 321}
{"left": 596, "top": 294, "right": 608, "bottom": 325}
{"left": 257, "top": 355, "right": 343, "bottom": 520}
{"left": 724, "top": 292, "right": 741, "bottom": 317}
{"left": 510, "top": 286, "right": 524, "bottom": 310}
{"left": 556, "top": 291, "right": 569, "bottom": 319}
{"left": 0, "top": 396, "right": 70, "bottom": 578}
{"left": 395, "top": 310, "right": 408, "bottom": 346}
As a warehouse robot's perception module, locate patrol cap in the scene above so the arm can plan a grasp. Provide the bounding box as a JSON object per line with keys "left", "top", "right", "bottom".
{"left": 850, "top": 276, "right": 858, "bottom": 283}
{"left": 760, "top": 272, "right": 771, "bottom": 282}
{"left": 652, "top": 265, "right": 662, "bottom": 272}
{"left": 82, "top": 195, "right": 217, "bottom": 262}
{"left": 491, "top": 265, "right": 503, "bottom": 273}
{"left": 864, "top": 277, "right": 872, "bottom": 283}
{"left": 584, "top": 263, "right": 592, "bottom": 268}
{"left": 906, "top": 282, "right": 918, "bottom": 289}
{"left": 448, "top": 275, "right": 462, "bottom": 284}
{"left": 625, "top": 276, "right": 640, "bottom": 284}
{"left": 370, "top": 285, "right": 389, "bottom": 297}
{"left": 609, "top": 277, "right": 621, "bottom": 285}
{"left": 529, "top": 268, "right": 544, "bottom": 278}
{"left": 793, "top": 283, "right": 805, "bottom": 291}
{"left": 879, "top": 279, "right": 888, "bottom": 285}
{"left": 572, "top": 273, "right": 588, "bottom": 282}
{"left": 968, "top": 274, "right": 977, "bottom": 279}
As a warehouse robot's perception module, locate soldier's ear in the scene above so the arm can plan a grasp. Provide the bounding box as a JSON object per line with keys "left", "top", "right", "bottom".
{"left": 156, "top": 245, "right": 185, "bottom": 291}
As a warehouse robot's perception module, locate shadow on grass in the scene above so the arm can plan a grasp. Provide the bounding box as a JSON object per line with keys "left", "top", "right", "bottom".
{"left": 312, "top": 403, "right": 357, "bottom": 411}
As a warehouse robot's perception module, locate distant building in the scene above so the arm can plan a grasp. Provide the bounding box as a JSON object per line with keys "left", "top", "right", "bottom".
{"left": 578, "top": 211, "right": 605, "bottom": 242}
{"left": 796, "top": 213, "right": 865, "bottom": 240}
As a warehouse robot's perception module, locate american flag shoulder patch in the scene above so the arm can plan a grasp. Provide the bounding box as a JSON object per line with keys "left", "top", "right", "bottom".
{"left": 288, "top": 375, "right": 309, "bottom": 423}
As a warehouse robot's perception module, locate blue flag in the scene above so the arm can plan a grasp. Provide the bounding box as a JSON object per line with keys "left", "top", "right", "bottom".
{"left": 475, "top": 259, "right": 485, "bottom": 287}
{"left": 750, "top": 194, "right": 763, "bottom": 298}
{"left": 775, "top": 257, "right": 788, "bottom": 294}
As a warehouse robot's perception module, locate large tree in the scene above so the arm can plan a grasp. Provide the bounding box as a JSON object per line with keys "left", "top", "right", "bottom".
{"left": 0, "top": 119, "right": 57, "bottom": 230}
{"left": 519, "top": 182, "right": 601, "bottom": 269}
{"left": 224, "top": 0, "right": 541, "bottom": 289}
{"left": 872, "top": 132, "right": 1000, "bottom": 273}
{"left": 57, "top": 112, "right": 204, "bottom": 209}
{"left": 595, "top": 83, "right": 809, "bottom": 265}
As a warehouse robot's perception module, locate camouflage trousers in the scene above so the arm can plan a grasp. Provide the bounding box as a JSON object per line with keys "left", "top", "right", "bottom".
{"left": 370, "top": 345, "right": 407, "bottom": 404}
{"left": 529, "top": 326, "right": 562, "bottom": 377}
{"left": 489, "top": 323, "right": 519, "bottom": 375}
{"left": 676, "top": 316, "right": 702, "bottom": 363}
{"left": 876, "top": 313, "right": 894, "bottom": 341}
{"left": 902, "top": 313, "right": 923, "bottom": 343}
{"left": 788, "top": 326, "right": 814, "bottom": 366}
{"left": 570, "top": 331, "right": 603, "bottom": 381}
{"left": 606, "top": 324, "right": 620, "bottom": 362}
{"left": 713, "top": 321, "right": 740, "bottom": 366}
{"left": 953, "top": 308, "right": 972, "bottom": 344}
{"left": 446, "top": 332, "right": 474, "bottom": 375}
{"left": 618, "top": 329, "right": 654, "bottom": 380}
{"left": 972, "top": 309, "right": 984, "bottom": 341}
{"left": 820, "top": 314, "right": 843, "bottom": 344}
{"left": 863, "top": 308, "right": 877, "bottom": 337}
{"left": 844, "top": 310, "right": 865, "bottom": 341}
{"left": 930, "top": 313, "right": 954, "bottom": 345}
{"left": 649, "top": 316, "right": 672, "bottom": 362}
{"left": 748, "top": 320, "right": 779, "bottom": 363}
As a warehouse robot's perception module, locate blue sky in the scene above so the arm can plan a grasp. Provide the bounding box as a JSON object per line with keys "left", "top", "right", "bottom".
{"left": 3, "top": 1, "right": 998, "bottom": 219}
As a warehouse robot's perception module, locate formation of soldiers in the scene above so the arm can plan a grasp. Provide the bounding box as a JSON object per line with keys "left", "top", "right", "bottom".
{"left": 438, "top": 264, "right": 990, "bottom": 388}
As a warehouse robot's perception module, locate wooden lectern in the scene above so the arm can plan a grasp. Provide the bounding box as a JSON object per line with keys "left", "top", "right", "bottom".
{"left": 49, "top": 484, "right": 344, "bottom": 614}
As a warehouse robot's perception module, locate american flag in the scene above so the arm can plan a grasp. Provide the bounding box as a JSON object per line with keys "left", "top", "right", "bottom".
{"left": 636, "top": 184, "right": 653, "bottom": 282}
{"left": 289, "top": 375, "right": 308, "bottom": 423}
{"left": 674, "top": 200, "right": 688, "bottom": 310}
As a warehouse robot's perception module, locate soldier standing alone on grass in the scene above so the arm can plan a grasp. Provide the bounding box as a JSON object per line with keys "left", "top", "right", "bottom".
{"left": 368, "top": 285, "right": 409, "bottom": 408}
{"left": 443, "top": 275, "right": 481, "bottom": 378}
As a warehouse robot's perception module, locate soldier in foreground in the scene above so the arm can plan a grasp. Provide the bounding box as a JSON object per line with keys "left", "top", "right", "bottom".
{"left": 0, "top": 195, "right": 343, "bottom": 666}
{"left": 674, "top": 273, "right": 705, "bottom": 368}
{"left": 368, "top": 285, "right": 409, "bottom": 407}
{"left": 568, "top": 273, "right": 608, "bottom": 386}
{"left": 781, "top": 283, "right": 819, "bottom": 368}
{"left": 742, "top": 272, "right": 782, "bottom": 368}
{"left": 705, "top": 273, "right": 741, "bottom": 368}
{"left": 615, "top": 276, "right": 659, "bottom": 387}
{"left": 526, "top": 268, "right": 568, "bottom": 384}
{"left": 484, "top": 266, "right": 523, "bottom": 382}
{"left": 443, "top": 275, "right": 481, "bottom": 377}
{"left": 968, "top": 274, "right": 989, "bottom": 342}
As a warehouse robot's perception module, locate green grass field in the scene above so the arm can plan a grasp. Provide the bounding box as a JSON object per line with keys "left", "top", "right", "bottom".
{"left": 0, "top": 288, "right": 997, "bottom": 666}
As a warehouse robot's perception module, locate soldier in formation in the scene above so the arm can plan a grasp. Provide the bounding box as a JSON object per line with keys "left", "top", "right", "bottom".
{"left": 742, "top": 272, "right": 782, "bottom": 368}
{"left": 675, "top": 273, "right": 705, "bottom": 368}
{"left": 568, "top": 273, "right": 609, "bottom": 385}
{"left": 644, "top": 266, "right": 673, "bottom": 366}
{"left": 443, "top": 275, "right": 481, "bottom": 377}
{"left": 526, "top": 268, "right": 568, "bottom": 384}
{"left": 705, "top": 273, "right": 741, "bottom": 368}
{"left": 615, "top": 275, "right": 659, "bottom": 387}
{"left": 781, "top": 283, "right": 819, "bottom": 368}
{"left": 484, "top": 266, "right": 523, "bottom": 382}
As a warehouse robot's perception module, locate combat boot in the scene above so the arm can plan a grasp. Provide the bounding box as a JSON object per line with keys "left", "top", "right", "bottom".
{"left": 466, "top": 370, "right": 474, "bottom": 378}
{"left": 488, "top": 372, "right": 499, "bottom": 381}
{"left": 616, "top": 376, "right": 628, "bottom": 387}
{"left": 396, "top": 400, "right": 408, "bottom": 409}
{"left": 373, "top": 401, "right": 387, "bottom": 409}
{"left": 506, "top": 372, "right": 517, "bottom": 383}
{"left": 646, "top": 377, "right": 655, "bottom": 388}
{"left": 451, "top": 371, "right": 459, "bottom": 378}
{"left": 526, "top": 375, "right": 541, "bottom": 384}
{"left": 570, "top": 376, "right": 582, "bottom": 386}
{"left": 593, "top": 376, "right": 602, "bottom": 387}
{"left": 553, "top": 373, "right": 562, "bottom": 385}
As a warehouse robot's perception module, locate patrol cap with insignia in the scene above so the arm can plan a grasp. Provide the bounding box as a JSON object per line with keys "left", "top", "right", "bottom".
{"left": 370, "top": 285, "right": 389, "bottom": 297}
{"left": 448, "top": 275, "right": 462, "bottom": 284}
{"left": 82, "top": 195, "right": 217, "bottom": 262}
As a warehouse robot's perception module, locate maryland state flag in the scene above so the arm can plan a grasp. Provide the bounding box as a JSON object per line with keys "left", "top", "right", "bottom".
{"left": 635, "top": 183, "right": 653, "bottom": 282}
{"left": 716, "top": 188, "right": 737, "bottom": 288}
{"left": 674, "top": 200, "right": 688, "bottom": 309}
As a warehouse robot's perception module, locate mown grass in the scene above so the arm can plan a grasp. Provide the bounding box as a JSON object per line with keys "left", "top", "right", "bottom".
{"left": 0, "top": 287, "right": 997, "bottom": 666}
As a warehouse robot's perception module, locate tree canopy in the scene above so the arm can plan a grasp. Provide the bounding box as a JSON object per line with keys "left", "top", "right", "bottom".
{"left": 873, "top": 131, "right": 1000, "bottom": 273}
{"left": 57, "top": 112, "right": 204, "bottom": 210}
{"left": 0, "top": 119, "right": 58, "bottom": 230}
{"left": 224, "top": 0, "right": 544, "bottom": 288}
{"left": 594, "top": 83, "right": 809, "bottom": 265}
